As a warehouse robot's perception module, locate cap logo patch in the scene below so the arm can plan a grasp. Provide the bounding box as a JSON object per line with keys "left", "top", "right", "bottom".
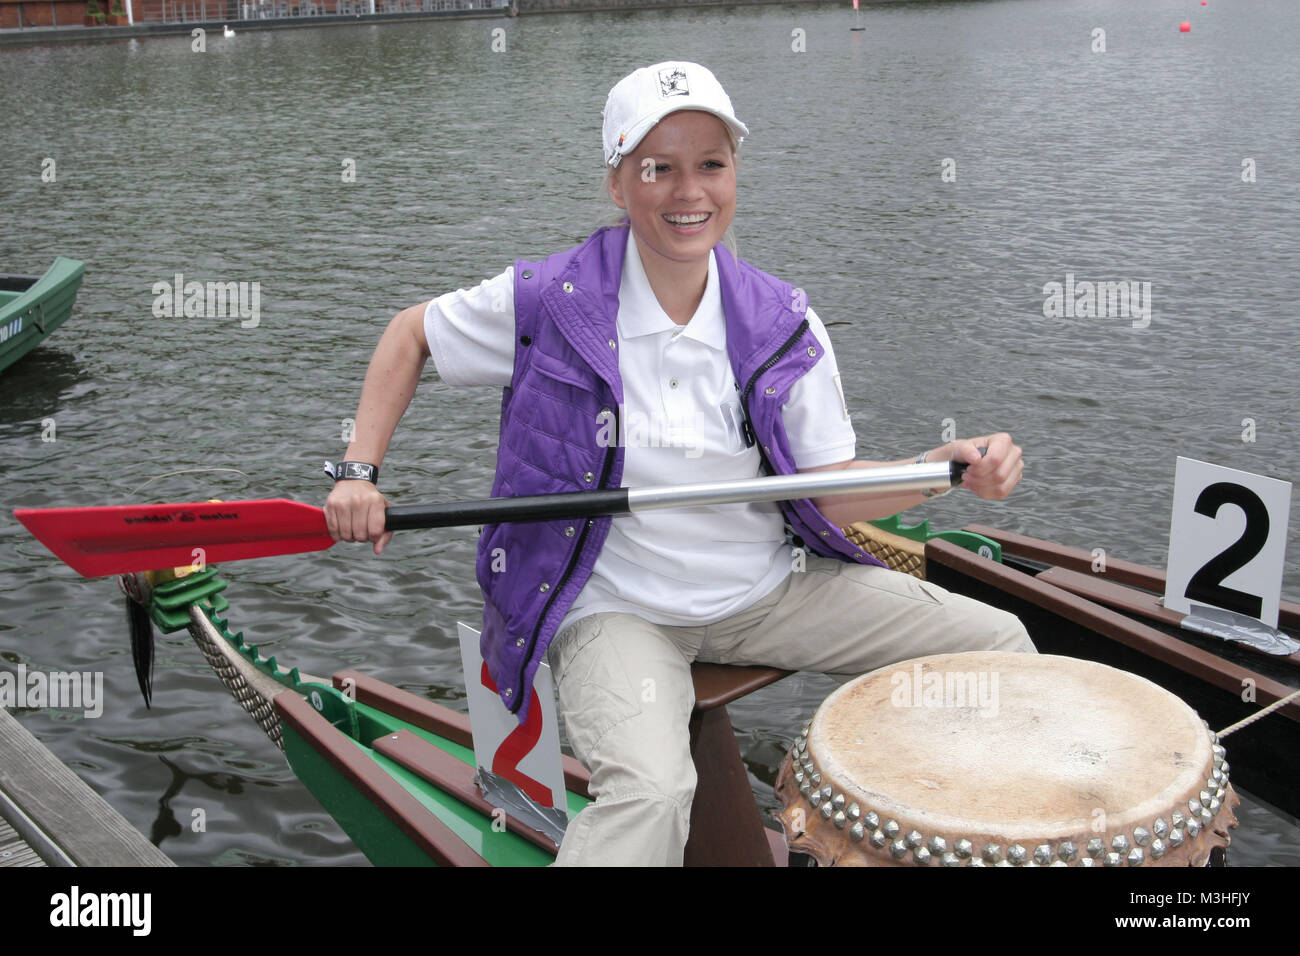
{"left": 657, "top": 67, "right": 689, "bottom": 98}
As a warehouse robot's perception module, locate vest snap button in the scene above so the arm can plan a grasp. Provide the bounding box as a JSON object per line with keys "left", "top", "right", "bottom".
{"left": 539, "top": 582, "right": 550, "bottom": 592}
{"left": 608, "top": 339, "right": 617, "bottom": 350}
{"left": 516, "top": 637, "right": 526, "bottom": 646}
{"left": 821, "top": 530, "right": 830, "bottom": 537}
{"left": 522, "top": 270, "right": 534, "bottom": 279}
{"left": 765, "top": 385, "right": 776, "bottom": 395}
{"left": 564, "top": 526, "right": 575, "bottom": 537}
{"left": 808, "top": 347, "right": 817, "bottom": 357}
{"left": 503, "top": 688, "right": 513, "bottom": 698}
{"left": 583, "top": 471, "right": 594, "bottom": 483}
{"left": 562, "top": 281, "right": 574, "bottom": 293}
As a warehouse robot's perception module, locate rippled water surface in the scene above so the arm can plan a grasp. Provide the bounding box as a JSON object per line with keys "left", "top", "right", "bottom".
{"left": 2, "top": 0, "right": 1297, "bottom": 865}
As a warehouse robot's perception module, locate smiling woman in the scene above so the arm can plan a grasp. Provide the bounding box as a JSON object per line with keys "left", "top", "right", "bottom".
{"left": 323, "top": 59, "right": 1032, "bottom": 867}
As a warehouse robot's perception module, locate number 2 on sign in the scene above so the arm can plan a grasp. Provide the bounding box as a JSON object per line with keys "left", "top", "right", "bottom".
{"left": 480, "top": 662, "right": 552, "bottom": 807}
{"left": 1183, "top": 483, "right": 1269, "bottom": 618}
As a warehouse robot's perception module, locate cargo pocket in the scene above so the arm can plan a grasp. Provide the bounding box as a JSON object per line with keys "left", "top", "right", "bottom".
{"left": 549, "top": 616, "right": 643, "bottom": 760}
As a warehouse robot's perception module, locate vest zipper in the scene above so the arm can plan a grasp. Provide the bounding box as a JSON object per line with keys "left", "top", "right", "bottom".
{"left": 513, "top": 403, "right": 620, "bottom": 713}
{"left": 740, "top": 318, "right": 810, "bottom": 476}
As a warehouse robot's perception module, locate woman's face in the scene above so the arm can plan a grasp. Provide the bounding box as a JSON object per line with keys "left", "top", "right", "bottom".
{"left": 608, "top": 110, "right": 737, "bottom": 272}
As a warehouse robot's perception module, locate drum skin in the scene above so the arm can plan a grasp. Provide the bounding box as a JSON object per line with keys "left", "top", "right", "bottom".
{"left": 776, "top": 653, "right": 1239, "bottom": 866}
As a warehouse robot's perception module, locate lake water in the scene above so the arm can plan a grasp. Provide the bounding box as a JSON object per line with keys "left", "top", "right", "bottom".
{"left": 1, "top": 0, "right": 1297, "bottom": 865}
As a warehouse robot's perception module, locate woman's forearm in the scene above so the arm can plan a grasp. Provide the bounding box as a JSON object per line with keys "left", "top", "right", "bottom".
{"left": 343, "top": 303, "right": 431, "bottom": 466}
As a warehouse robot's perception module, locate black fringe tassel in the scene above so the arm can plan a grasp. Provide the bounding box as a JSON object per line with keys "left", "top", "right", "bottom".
{"left": 126, "top": 595, "right": 155, "bottom": 709}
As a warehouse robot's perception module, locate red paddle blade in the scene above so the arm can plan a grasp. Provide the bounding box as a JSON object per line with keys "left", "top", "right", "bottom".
{"left": 13, "top": 499, "right": 335, "bottom": 577}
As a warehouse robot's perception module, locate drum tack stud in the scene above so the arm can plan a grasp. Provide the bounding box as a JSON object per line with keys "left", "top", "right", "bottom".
{"left": 1150, "top": 838, "right": 1167, "bottom": 860}
{"left": 820, "top": 785, "right": 833, "bottom": 802}
{"left": 1199, "top": 789, "right": 1212, "bottom": 806}
{"left": 1104, "top": 852, "right": 1123, "bottom": 867}
{"left": 942, "top": 853, "right": 961, "bottom": 867}
{"left": 832, "top": 810, "right": 847, "bottom": 829}
{"left": 1171, "top": 810, "right": 1185, "bottom": 828}
{"left": 1127, "top": 848, "right": 1145, "bottom": 866}
{"left": 928, "top": 836, "right": 947, "bottom": 856}
{"left": 1078, "top": 858, "right": 1095, "bottom": 868}
{"left": 1187, "top": 819, "right": 1202, "bottom": 838}
{"left": 1133, "top": 826, "right": 1151, "bottom": 847}
{"left": 820, "top": 803, "right": 835, "bottom": 821}
{"left": 850, "top": 821, "right": 866, "bottom": 842}
{"left": 1153, "top": 818, "right": 1168, "bottom": 839}
{"left": 889, "top": 840, "right": 908, "bottom": 860}
{"left": 1188, "top": 798, "right": 1203, "bottom": 817}
{"left": 1057, "top": 841, "right": 1077, "bottom": 862}
{"left": 869, "top": 829, "right": 886, "bottom": 849}
{"left": 905, "top": 830, "right": 923, "bottom": 849}
{"left": 847, "top": 803, "right": 861, "bottom": 821}
{"left": 1033, "top": 845, "right": 1053, "bottom": 866}
{"left": 1169, "top": 828, "right": 1185, "bottom": 848}
{"left": 1085, "top": 838, "right": 1105, "bottom": 858}
{"left": 968, "top": 857, "right": 987, "bottom": 867}
{"left": 793, "top": 770, "right": 804, "bottom": 784}
{"left": 799, "top": 780, "right": 811, "bottom": 796}
{"left": 954, "top": 839, "right": 973, "bottom": 859}
{"left": 832, "top": 793, "right": 846, "bottom": 811}
{"left": 810, "top": 772, "right": 822, "bottom": 786}
{"left": 912, "top": 847, "right": 932, "bottom": 866}
{"left": 883, "top": 819, "right": 900, "bottom": 839}
{"left": 1111, "top": 834, "right": 1130, "bottom": 853}
{"left": 981, "top": 843, "right": 1002, "bottom": 864}
{"left": 1007, "top": 844, "right": 1028, "bottom": 865}
{"left": 808, "top": 790, "right": 821, "bottom": 807}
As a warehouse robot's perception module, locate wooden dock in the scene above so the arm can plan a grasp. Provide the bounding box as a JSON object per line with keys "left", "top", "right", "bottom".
{"left": 0, "top": 707, "right": 173, "bottom": 867}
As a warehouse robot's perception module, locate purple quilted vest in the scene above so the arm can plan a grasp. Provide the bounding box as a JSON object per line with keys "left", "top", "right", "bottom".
{"left": 477, "top": 225, "right": 885, "bottom": 721}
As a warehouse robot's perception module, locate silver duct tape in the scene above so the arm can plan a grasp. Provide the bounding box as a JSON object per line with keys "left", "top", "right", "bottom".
{"left": 1180, "top": 604, "right": 1299, "bottom": 656}
{"left": 477, "top": 768, "right": 568, "bottom": 848}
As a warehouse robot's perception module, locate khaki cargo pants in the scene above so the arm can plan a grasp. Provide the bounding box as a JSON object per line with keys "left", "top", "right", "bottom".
{"left": 545, "top": 555, "right": 1037, "bottom": 866}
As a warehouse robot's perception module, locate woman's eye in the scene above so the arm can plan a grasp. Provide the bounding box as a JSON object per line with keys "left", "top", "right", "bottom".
{"left": 655, "top": 164, "right": 670, "bottom": 173}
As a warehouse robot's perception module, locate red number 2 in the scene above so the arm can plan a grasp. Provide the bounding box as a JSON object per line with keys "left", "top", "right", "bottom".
{"left": 480, "top": 662, "right": 552, "bottom": 807}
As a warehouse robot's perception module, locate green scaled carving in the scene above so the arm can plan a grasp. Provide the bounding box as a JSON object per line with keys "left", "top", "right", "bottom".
{"left": 870, "top": 515, "right": 1002, "bottom": 563}
{"left": 149, "top": 568, "right": 229, "bottom": 633}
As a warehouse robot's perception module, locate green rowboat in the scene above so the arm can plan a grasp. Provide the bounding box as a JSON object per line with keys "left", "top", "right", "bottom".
{"left": 0, "top": 258, "right": 85, "bottom": 374}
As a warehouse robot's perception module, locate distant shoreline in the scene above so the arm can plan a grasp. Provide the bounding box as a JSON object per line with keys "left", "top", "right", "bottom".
{"left": 0, "top": 0, "right": 906, "bottom": 48}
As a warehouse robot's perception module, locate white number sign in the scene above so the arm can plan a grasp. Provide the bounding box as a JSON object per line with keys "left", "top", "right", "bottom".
{"left": 1164, "top": 458, "right": 1292, "bottom": 628}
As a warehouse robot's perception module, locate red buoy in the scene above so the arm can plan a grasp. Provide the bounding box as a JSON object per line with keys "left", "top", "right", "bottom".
{"left": 1180, "top": 20, "right": 1191, "bottom": 31}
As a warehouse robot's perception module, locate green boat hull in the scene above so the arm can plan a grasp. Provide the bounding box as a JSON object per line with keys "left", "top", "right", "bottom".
{"left": 0, "top": 257, "right": 85, "bottom": 373}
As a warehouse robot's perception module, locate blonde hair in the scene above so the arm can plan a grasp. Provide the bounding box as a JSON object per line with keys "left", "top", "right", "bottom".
{"left": 595, "top": 133, "right": 741, "bottom": 258}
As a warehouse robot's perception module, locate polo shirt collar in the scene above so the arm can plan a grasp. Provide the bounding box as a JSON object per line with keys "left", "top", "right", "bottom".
{"left": 617, "top": 231, "right": 726, "bottom": 351}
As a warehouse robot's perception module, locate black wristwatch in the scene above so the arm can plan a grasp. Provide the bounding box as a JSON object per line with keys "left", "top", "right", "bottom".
{"left": 324, "top": 460, "right": 379, "bottom": 485}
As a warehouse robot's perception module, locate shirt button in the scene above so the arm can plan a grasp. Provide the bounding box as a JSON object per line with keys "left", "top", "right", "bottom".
{"left": 521, "top": 269, "right": 533, "bottom": 279}
{"left": 765, "top": 386, "right": 776, "bottom": 395}
{"left": 562, "top": 281, "right": 574, "bottom": 293}
{"left": 564, "top": 526, "right": 575, "bottom": 537}
{"left": 808, "top": 347, "right": 818, "bottom": 357}
{"left": 583, "top": 471, "right": 594, "bottom": 483}
{"left": 539, "top": 582, "right": 550, "bottom": 593}
{"left": 669, "top": 378, "right": 678, "bottom": 389}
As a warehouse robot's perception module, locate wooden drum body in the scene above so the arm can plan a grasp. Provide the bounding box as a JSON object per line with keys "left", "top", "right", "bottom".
{"left": 776, "top": 652, "right": 1238, "bottom": 866}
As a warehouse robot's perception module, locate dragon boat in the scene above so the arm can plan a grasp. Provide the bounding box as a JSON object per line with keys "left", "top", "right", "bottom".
{"left": 119, "top": 515, "right": 1300, "bottom": 866}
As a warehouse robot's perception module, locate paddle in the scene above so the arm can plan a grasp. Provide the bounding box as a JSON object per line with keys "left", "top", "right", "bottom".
{"left": 13, "top": 459, "right": 969, "bottom": 578}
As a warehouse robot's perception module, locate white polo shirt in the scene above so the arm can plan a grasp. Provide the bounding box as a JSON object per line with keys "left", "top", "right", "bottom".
{"left": 424, "top": 231, "right": 857, "bottom": 631}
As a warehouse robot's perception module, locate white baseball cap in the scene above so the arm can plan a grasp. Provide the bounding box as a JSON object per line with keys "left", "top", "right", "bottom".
{"left": 602, "top": 61, "right": 749, "bottom": 168}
